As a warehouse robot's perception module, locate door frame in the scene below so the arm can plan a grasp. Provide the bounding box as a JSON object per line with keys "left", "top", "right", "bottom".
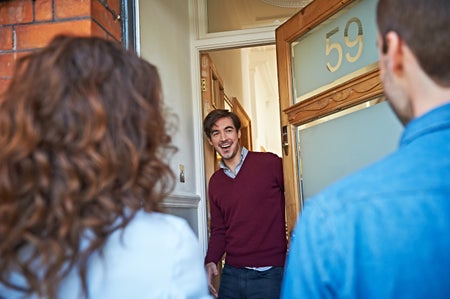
{"left": 121, "top": 0, "right": 139, "bottom": 52}
{"left": 189, "top": 0, "right": 281, "bottom": 254}
{"left": 132, "top": 0, "right": 284, "bottom": 255}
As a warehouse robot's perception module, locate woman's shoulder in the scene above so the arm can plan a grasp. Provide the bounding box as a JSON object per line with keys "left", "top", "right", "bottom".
{"left": 130, "top": 211, "right": 193, "bottom": 232}
{"left": 60, "top": 211, "right": 205, "bottom": 298}
{"left": 119, "top": 211, "right": 197, "bottom": 249}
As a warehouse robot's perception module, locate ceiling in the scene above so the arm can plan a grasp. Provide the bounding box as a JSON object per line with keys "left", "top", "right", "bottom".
{"left": 206, "top": 0, "right": 312, "bottom": 32}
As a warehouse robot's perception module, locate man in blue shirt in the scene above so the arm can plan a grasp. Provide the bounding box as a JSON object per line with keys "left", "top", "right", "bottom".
{"left": 281, "top": 0, "right": 450, "bottom": 298}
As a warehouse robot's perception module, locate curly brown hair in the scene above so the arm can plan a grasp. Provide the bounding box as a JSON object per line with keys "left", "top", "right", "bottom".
{"left": 0, "top": 35, "right": 177, "bottom": 298}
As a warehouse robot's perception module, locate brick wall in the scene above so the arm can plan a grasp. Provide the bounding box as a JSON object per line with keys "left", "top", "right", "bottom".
{"left": 0, "top": 0, "right": 123, "bottom": 94}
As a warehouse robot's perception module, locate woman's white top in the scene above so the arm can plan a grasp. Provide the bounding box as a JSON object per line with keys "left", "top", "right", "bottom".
{"left": 0, "top": 211, "right": 212, "bottom": 299}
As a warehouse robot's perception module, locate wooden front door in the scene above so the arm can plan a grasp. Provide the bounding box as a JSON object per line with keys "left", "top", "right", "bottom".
{"left": 275, "top": 0, "right": 402, "bottom": 239}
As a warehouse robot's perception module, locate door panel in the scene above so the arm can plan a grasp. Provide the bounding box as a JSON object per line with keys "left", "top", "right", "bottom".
{"left": 231, "top": 97, "right": 253, "bottom": 151}
{"left": 275, "top": 0, "right": 401, "bottom": 239}
{"left": 298, "top": 99, "right": 402, "bottom": 200}
{"left": 276, "top": 0, "right": 356, "bottom": 240}
{"left": 200, "top": 53, "right": 225, "bottom": 292}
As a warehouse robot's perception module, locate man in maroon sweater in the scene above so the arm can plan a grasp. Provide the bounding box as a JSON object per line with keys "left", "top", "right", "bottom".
{"left": 203, "top": 109, "right": 287, "bottom": 299}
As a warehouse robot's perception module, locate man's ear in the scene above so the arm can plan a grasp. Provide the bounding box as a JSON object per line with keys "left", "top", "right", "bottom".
{"left": 237, "top": 129, "right": 241, "bottom": 139}
{"left": 207, "top": 138, "right": 213, "bottom": 146}
{"left": 385, "top": 31, "right": 404, "bottom": 75}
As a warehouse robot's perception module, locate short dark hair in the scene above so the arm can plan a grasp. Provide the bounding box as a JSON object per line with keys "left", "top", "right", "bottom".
{"left": 377, "top": 0, "right": 450, "bottom": 87}
{"left": 203, "top": 109, "right": 241, "bottom": 139}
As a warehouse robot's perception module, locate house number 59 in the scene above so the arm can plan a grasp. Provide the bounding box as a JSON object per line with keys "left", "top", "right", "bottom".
{"left": 325, "top": 17, "right": 364, "bottom": 72}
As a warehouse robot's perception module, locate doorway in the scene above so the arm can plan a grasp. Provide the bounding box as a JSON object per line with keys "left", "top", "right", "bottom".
{"left": 196, "top": 2, "right": 303, "bottom": 284}
{"left": 204, "top": 46, "right": 282, "bottom": 156}
{"left": 135, "top": 0, "right": 302, "bottom": 257}
{"left": 199, "top": 44, "right": 284, "bottom": 294}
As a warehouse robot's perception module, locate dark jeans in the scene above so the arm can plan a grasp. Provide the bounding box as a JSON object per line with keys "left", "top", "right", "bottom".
{"left": 218, "top": 264, "right": 284, "bottom": 299}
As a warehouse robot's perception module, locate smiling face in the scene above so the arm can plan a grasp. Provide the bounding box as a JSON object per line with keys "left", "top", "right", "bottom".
{"left": 208, "top": 116, "right": 241, "bottom": 164}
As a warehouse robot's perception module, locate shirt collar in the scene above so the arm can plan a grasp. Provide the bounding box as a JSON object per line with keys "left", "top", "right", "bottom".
{"left": 220, "top": 147, "right": 248, "bottom": 178}
{"left": 400, "top": 102, "right": 450, "bottom": 147}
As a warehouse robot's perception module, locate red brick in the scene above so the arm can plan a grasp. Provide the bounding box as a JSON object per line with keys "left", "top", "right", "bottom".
{"left": 0, "top": 0, "right": 33, "bottom": 25}
{"left": 0, "top": 0, "right": 124, "bottom": 99}
{"left": 35, "top": 0, "right": 53, "bottom": 21}
{"left": 55, "top": 0, "right": 91, "bottom": 19}
{"left": 0, "top": 51, "right": 29, "bottom": 78}
{"left": 15, "top": 20, "right": 93, "bottom": 49}
{"left": 0, "top": 26, "right": 13, "bottom": 50}
{"left": 0, "top": 52, "right": 16, "bottom": 77}
{"left": 92, "top": 0, "right": 121, "bottom": 41}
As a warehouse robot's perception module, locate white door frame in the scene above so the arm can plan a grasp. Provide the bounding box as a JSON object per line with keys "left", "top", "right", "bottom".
{"left": 133, "top": 0, "right": 280, "bottom": 255}
{"left": 188, "top": 0, "right": 280, "bottom": 254}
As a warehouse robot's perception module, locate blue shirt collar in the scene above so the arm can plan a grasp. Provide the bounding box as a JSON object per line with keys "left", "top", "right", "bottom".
{"left": 401, "top": 102, "right": 450, "bottom": 147}
{"left": 220, "top": 147, "right": 248, "bottom": 179}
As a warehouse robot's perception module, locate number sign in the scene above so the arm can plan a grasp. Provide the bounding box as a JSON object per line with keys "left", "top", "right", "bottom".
{"left": 291, "top": 0, "right": 378, "bottom": 102}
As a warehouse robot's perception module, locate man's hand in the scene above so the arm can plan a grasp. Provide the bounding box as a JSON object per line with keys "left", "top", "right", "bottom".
{"left": 205, "top": 262, "right": 219, "bottom": 298}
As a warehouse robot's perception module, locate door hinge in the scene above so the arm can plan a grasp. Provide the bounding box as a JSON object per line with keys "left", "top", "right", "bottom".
{"left": 282, "top": 125, "right": 289, "bottom": 156}
{"left": 201, "top": 78, "right": 207, "bottom": 92}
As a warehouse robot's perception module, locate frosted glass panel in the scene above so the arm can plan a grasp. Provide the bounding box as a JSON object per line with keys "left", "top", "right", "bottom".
{"left": 298, "top": 100, "right": 403, "bottom": 200}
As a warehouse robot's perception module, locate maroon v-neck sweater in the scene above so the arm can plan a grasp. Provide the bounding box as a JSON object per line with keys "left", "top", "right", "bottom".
{"left": 205, "top": 151, "right": 287, "bottom": 268}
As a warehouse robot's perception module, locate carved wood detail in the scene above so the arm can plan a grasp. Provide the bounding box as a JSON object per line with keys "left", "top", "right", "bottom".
{"left": 285, "top": 67, "right": 383, "bottom": 126}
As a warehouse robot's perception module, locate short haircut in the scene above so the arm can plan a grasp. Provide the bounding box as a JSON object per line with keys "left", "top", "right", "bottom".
{"left": 203, "top": 109, "right": 241, "bottom": 139}
{"left": 377, "top": 0, "right": 450, "bottom": 87}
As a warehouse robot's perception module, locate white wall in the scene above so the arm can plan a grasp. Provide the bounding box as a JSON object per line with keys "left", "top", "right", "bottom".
{"left": 208, "top": 47, "right": 282, "bottom": 156}
{"left": 138, "top": 0, "right": 207, "bottom": 250}
{"left": 250, "top": 46, "right": 282, "bottom": 155}
{"left": 209, "top": 50, "right": 245, "bottom": 103}
{"left": 139, "top": 0, "right": 195, "bottom": 193}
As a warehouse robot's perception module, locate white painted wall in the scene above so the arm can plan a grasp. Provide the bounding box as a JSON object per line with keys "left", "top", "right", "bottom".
{"left": 209, "top": 50, "right": 245, "bottom": 104}
{"left": 138, "top": 0, "right": 208, "bottom": 252}
{"left": 139, "top": 0, "right": 196, "bottom": 194}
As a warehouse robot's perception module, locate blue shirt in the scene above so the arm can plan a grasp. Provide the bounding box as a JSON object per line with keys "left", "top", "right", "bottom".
{"left": 281, "top": 103, "right": 450, "bottom": 298}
